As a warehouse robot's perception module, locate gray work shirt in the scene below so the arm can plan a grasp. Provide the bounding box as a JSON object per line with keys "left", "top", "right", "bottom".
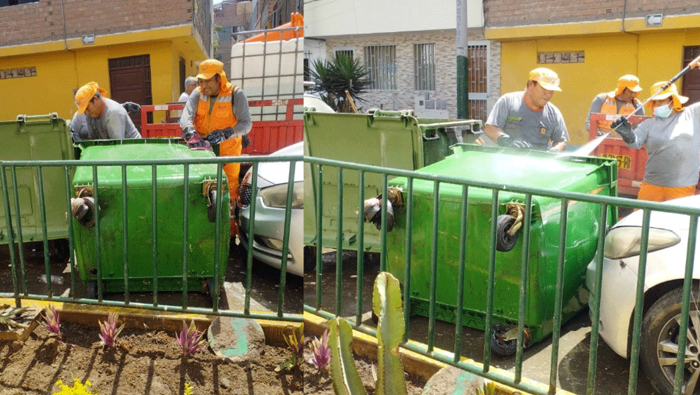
{"left": 626, "top": 102, "right": 700, "bottom": 188}
{"left": 86, "top": 98, "right": 141, "bottom": 140}
{"left": 486, "top": 91, "right": 569, "bottom": 150}
{"left": 586, "top": 93, "right": 642, "bottom": 131}
{"left": 70, "top": 112, "right": 90, "bottom": 142}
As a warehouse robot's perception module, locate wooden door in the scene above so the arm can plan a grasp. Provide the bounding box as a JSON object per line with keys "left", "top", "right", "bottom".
{"left": 108, "top": 55, "right": 153, "bottom": 131}
{"left": 682, "top": 46, "right": 700, "bottom": 106}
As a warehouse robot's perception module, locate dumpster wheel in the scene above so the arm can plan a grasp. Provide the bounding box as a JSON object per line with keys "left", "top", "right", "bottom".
{"left": 496, "top": 215, "right": 518, "bottom": 252}
{"left": 86, "top": 280, "right": 98, "bottom": 300}
{"left": 491, "top": 323, "right": 517, "bottom": 357}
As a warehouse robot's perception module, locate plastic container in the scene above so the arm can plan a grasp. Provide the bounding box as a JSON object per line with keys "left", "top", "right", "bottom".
{"left": 230, "top": 37, "right": 304, "bottom": 121}
{"left": 70, "top": 139, "right": 230, "bottom": 298}
{"left": 384, "top": 144, "right": 618, "bottom": 349}
{"left": 0, "top": 113, "right": 74, "bottom": 245}
{"left": 303, "top": 110, "right": 483, "bottom": 252}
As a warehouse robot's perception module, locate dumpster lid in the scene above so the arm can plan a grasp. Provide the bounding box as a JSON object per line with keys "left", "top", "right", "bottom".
{"left": 419, "top": 144, "right": 615, "bottom": 190}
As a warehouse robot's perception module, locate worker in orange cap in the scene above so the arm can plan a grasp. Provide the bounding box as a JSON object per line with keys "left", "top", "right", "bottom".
{"left": 73, "top": 82, "right": 141, "bottom": 140}
{"left": 586, "top": 74, "right": 643, "bottom": 135}
{"left": 179, "top": 59, "right": 252, "bottom": 236}
{"left": 484, "top": 67, "right": 569, "bottom": 151}
{"left": 612, "top": 57, "right": 700, "bottom": 202}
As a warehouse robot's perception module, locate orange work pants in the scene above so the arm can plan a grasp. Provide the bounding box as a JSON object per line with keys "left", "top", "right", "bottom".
{"left": 637, "top": 181, "right": 696, "bottom": 202}
{"left": 220, "top": 136, "right": 242, "bottom": 236}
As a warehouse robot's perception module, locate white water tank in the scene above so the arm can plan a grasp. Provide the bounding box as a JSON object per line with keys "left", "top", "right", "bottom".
{"left": 230, "top": 37, "right": 304, "bottom": 121}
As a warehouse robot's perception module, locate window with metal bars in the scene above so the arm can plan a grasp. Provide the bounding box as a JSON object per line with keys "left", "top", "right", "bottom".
{"left": 364, "top": 45, "right": 396, "bottom": 90}
{"left": 414, "top": 43, "right": 436, "bottom": 91}
{"left": 334, "top": 49, "right": 354, "bottom": 60}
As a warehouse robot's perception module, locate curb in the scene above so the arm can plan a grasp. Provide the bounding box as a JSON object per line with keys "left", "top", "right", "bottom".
{"left": 0, "top": 298, "right": 301, "bottom": 346}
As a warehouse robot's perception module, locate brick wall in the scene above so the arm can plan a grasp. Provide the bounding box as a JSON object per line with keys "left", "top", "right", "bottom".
{"left": 0, "top": 0, "right": 194, "bottom": 47}
{"left": 484, "top": 0, "right": 700, "bottom": 27}
{"left": 323, "top": 29, "right": 501, "bottom": 120}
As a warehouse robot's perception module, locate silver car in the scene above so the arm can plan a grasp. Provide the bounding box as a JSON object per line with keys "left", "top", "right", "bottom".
{"left": 238, "top": 142, "right": 304, "bottom": 276}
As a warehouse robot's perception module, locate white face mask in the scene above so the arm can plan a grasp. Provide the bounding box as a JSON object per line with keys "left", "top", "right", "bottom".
{"left": 653, "top": 103, "right": 673, "bottom": 118}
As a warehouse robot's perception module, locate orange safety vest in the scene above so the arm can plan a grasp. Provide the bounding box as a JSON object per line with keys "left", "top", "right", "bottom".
{"left": 194, "top": 85, "right": 239, "bottom": 136}
{"left": 598, "top": 95, "right": 639, "bottom": 132}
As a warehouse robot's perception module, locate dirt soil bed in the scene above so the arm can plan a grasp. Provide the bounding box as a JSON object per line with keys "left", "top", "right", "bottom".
{"left": 0, "top": 321, "right": 303, "bottom": 395}
{"left": 302, "top": 343, "right": 426, "bottom": 394}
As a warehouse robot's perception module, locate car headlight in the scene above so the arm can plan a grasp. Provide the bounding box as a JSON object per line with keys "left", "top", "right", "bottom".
{"left": 259, "top": 181, "right": 303, "bottom": 209}
{"left": 603, "top": 226, "right": 681, "bottom": 259}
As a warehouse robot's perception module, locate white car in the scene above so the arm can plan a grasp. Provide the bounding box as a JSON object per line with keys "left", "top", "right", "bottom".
{"left": 586, "top": 195, "right": 700, "bottom": 395}
{"left": 238, "top": 142, "right": 304, "bottom": 276}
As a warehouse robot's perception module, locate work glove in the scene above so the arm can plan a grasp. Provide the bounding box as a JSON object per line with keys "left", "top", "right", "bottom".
{"left": 181, "top": 127, "right": 211, "bottom": 151}
{"left": 122, "top": 102, "right": 141, "bottom": 115}
{"left": 242, "top": 134, "right": 251, "bottom": 149}
{"left": 610, "top": 118, "right": 635, "bottom": 144}
{"left": 548, "top": 146, "right": 560, "bottom": 153}
{"left": 205, "top": 127, "right": 235, "bottom": 145}
{"left": 497, "top": 135, "right": 531, "bottom": 149}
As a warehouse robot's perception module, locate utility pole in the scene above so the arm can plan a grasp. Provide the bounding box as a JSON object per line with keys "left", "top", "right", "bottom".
{"left": 456, "top": 0, "right": 469, "bottom": 119}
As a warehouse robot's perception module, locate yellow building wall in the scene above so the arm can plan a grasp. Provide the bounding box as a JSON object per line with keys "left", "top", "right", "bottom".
{"left": 0, "top": 34, "right": 206, "bottom": 123}
{"left": 499, "top": 29, "right": 700, "bottom": 145}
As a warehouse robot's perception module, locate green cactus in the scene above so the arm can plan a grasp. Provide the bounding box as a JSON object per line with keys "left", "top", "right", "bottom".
{"left": 328, "top": 271, "right": 407, "bottom": 395}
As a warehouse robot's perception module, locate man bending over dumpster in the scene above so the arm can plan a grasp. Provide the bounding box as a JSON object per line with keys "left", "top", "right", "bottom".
{"left": 73, "top": 82, "right": 142, "bottom": 140}
{"left": 484, "top": 67, "right": 569, "bottom": 152}
{"left": 179, "top": 59, "right": 253, "bottom": 235}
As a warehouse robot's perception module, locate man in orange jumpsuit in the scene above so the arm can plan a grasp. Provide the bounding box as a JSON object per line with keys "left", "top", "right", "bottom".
{"left": 179, "top": 59, "right": 252, "bottom": 235}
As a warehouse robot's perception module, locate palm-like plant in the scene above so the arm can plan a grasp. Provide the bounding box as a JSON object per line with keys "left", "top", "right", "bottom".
{"left": 309, "top": 53, "right": 371, "bottom": 113}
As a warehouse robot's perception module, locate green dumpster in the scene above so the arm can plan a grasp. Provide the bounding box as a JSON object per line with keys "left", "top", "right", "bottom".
{"left": 384, "top": 144, "right": 617, "bottom": 353}
{"left": 303, "top": 110, "right": 482, "bottom": 252}
{"left": 71, "top": 139, "right": 229, "bottom": 298}
{"left": 0, "top": 114, "right": 74, "bottom": 257}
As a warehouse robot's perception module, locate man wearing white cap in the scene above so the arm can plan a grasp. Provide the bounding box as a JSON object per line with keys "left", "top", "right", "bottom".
{"left": 612, "top": 57, "right": 700, "bottom": 202}
{"left": 586, "top": 74, "right": 643, "bottom": 134}
{"left": 484, "top": 67, "right": 569, "bottom": 151}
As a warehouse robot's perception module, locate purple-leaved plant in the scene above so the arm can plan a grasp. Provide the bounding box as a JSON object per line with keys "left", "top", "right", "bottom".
{"left": 98, "top": 313, "right": 125, "bottom": 348}
{"left": 176, "top": 320, "right": 207, "bottom": 357}
{"left": 43, "top": 305, "right": 61, "bottom": 339}
{"left": 307, "top": 329, "right": 330, "bottom": 370}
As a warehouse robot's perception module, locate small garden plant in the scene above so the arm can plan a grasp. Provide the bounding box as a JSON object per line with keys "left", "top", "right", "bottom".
{"left": 329, "top": 272, "right": 406, "bottom": 395}
{"left": 276, "top": 323, "right": 304, "bottom": 371}
{"left": 176, "top": 320, "right": 207, "bottom": 357}
{"left": 43, "top": 305, "right": 61, "bottom": 340}
{"left": 307, "top": 329, "right": 330, "bottom": 371}
{"left": 98, "top": 313, "right": 125, "bottom": 348}
{"left": 52, "top": 378, "right": 97, "bottom": 395}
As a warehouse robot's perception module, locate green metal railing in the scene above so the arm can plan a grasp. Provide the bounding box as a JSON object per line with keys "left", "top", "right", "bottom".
{"left": 303, "top": 156, "right": 700, "bottom": 395}
{"left": 0, "top": 154, "right": 303, "bottom": 323}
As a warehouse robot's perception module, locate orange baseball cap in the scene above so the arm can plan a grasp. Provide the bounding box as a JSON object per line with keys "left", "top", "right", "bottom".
{"left": 529, "top": 68, "right": 562, "bottom": 92}
{"left": 645, "top": 81, "right": 688, "bottom": 111}
{"left": 610, "top": 74, "right": 642, "bottom": 97}
{"left": 196, "top": 59, "right": 225, "bottom": 80}
{"left": 74, "top": 82, "right": 107, "bottom": 114}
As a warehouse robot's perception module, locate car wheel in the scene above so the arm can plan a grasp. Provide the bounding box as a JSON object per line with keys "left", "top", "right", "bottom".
{"left": 641, "top": 285, "right": 700, "bottom": 395}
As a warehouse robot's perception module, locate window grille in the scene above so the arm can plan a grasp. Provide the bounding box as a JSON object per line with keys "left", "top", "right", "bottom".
{"left": 414, "top": 43, "right": 436, "bottom": 91}
{"left": 364, "top": 45, "right": 396, "bottom": 90}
